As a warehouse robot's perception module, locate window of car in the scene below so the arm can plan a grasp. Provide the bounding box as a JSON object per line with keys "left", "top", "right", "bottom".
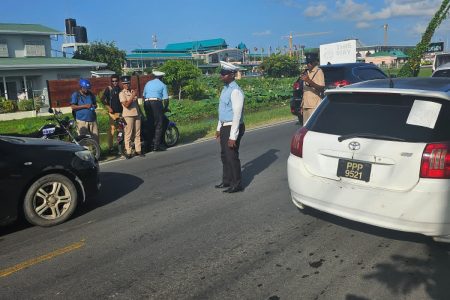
{"left": 432, "top": 69, "right": 450, "bottom": 77}
{"left": 354, "top": 68, "right": 387, "bottom": 81}
{"left": 321, "top": 67, "right": 346, "bottom": 86}
{"left": 307, "top": 93, "right": 450, "bottom": 143}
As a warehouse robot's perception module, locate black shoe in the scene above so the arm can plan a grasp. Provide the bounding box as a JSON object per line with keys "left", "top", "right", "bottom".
{"left": 125, "top": 154, "right": 132, "bottom": 160}
{"left": 153, "top": 146, "right": 166, "bottom": 152}
{"left": 136, "top": 152, "right": 145, "bottom": 157}
{"left": 215, "top": 183, "right": 230, "bottom": 189}
{"left": 223, "top": 186, "right": 243, "bottom": 193}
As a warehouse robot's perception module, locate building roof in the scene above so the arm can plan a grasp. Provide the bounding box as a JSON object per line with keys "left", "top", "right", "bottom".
{"left": 0, "top": 57, "right": 106, "bottom": 70}
{"left": 368, "top": 50, "right": 409, "bottom": 58}
{"left": 165, "top": 38, "right": 227, "bottom": 51}
{"left": 126, "top": 53, "right": 192, "bottom": 59}
{"left": 0, "top": 23, "right": 63, "bottom": 35}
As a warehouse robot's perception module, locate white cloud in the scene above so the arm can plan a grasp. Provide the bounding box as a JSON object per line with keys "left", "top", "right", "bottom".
{"left": 411, "top": 23, "right": 427, "bottom": 36}
{"left": 356, "top": 22, "right": 371, "bottom": 29}
{"left": 304, "top": 4, "right": 327, "bottom": 17}
{"left": 253, "top": 30, "right": 272, "bottom": 36}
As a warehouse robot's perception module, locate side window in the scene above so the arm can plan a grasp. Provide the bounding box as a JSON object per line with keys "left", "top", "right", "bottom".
{"left": 354, "top": 68, "right": 387, "bottom": 80}
{"left": 432, "top": 69, "right": 450, "bottom": 77}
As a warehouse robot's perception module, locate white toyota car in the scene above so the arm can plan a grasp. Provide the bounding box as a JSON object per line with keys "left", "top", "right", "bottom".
{"left": 287, "top": 77, "right": 450, "bottom": 242}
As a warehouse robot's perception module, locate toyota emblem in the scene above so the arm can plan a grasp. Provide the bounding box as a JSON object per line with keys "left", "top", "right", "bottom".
{"left": 348, "top": 141, "right": 360, "bottom": 151}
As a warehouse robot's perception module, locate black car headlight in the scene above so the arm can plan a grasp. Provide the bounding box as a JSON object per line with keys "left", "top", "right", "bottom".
{"left": 75, "top": 150, "right": 94, "bottom": 163}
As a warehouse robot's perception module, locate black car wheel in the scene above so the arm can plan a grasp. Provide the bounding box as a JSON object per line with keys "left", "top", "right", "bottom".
{"left": 164, "top": 126, "right": 179, "bottom": 147}
{"left": 78, "top": 138, "right": 100, "bottom": 160}
{"left": 23, "top": 174, "right": 78, "bottom": 227}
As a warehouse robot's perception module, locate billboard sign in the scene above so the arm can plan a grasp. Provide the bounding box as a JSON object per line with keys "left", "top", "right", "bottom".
{"left": 320, "top": 40, "right": 357, "bottom": 65}
{"left": 426, "top": 42, "right": 444, "bottom": 53}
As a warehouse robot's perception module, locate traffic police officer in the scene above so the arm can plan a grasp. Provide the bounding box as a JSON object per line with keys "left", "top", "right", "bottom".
{"left": 143, "top": 70, "right": 169, "bottom": 151}
{"left": 215, "top": 61, "right": 245, "bottom": 193}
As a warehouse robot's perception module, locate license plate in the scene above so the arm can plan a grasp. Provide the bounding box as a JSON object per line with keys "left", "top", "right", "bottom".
{"left": 337, "top": 159, "right": 371, "bottom": 182}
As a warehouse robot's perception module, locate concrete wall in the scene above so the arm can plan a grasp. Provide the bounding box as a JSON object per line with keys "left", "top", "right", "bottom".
{"left": 0, "top": 34, "right": 52, "bottom": 57}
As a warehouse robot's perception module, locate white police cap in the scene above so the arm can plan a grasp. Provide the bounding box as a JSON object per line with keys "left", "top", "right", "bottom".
{"left": 220, "top": 61, "right": 239, "bottom": 72}
{"left": 152, "top": 70, "right": 165, "bottom": 77}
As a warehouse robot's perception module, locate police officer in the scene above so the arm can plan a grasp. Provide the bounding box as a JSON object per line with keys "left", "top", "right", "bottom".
{"left": 215, "top": 61, "right": 245, "bottom": 193}
{"left": 300, "top": 53, "right": 325, "bottom": 124}
{"left": 119, "top": 76, "right": 144, "bottom": 158}
{"left": 143, "top": 70, "right": 169, "bottom": 151}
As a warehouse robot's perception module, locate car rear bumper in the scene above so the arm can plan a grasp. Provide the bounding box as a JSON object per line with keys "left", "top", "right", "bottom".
{"left": 287, "top": 154, "right": 450, "bottom": 238}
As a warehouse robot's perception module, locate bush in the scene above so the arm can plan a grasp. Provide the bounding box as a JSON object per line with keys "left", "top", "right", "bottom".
{"left": 18, "top": 99, "right": 34, "bottom": 111}
{"left": 0, "top": 99, "right": 17, "bottom": 113}
{"left": 183, "top": 79, "right": 215, "bottom": 100}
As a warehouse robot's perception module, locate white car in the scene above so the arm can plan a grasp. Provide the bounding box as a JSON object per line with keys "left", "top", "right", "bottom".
{"left": 432, "top": 62, "right": 450, "bottom": 77}
{"left": 287, "top": 77, "right": 450, "bottom": 242}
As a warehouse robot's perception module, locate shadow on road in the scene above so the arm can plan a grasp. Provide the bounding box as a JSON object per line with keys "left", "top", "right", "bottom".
{"left": 242, "top": 149, "right": 279, "bottom": 189}
{"left": 302, "top": 207, "right": 450, "bottom": 299}
{"left": 77, "top": 171, "right": 144, "bottom": 214}
{"left": 0, "top": 172, "right": 143, "bottom": 237}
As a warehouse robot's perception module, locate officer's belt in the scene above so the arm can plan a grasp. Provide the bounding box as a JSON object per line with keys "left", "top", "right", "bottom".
{"left": 145, "top": 98, "right": 161, "bottom": 101}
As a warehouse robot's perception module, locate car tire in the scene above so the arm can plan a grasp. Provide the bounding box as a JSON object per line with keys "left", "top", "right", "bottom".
{"left": 23, "top": 174, "right": 78, "bottom": 227}
{"left": 78, "top": 138, "right": 101, "bottom": 161}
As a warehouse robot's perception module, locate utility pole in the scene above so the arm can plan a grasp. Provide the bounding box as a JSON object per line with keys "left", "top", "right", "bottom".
{"left": 383, "top": 24, "right": 388, "bottom": 46}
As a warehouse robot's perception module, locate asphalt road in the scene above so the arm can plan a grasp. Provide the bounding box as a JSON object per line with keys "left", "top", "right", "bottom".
{"left": 1, "top": 121, "right": 450, "bottom": 300}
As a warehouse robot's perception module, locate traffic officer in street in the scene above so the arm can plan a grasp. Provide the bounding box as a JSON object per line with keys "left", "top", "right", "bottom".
{"left": 143, "top": 70, "right": 169, "bottom": 151}
{"left": 215, "top": 61, "right": 245, "bottom": 193}
{"left": 300, "top": 53, "right": 325, "bottom": 125}
{"left": 119, "top": 75, "right": 144, "bottom": 159}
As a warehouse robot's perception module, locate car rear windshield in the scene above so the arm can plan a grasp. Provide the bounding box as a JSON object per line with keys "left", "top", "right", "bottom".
{"left": 321, "top": 67, "right": 345, "bottom": 86}
{"left": 433, "top": 69, "right": 450, "bottom": 77}
{"left": 353, "top": 68, "right": 387, "bottom": 81}
{"left": 307, "top": 93, "right": 450, "bottom": 143}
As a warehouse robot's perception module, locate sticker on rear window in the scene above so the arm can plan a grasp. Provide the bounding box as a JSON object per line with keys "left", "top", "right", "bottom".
{"left": 406, "top": 100, "right": 441, "bottom": 129}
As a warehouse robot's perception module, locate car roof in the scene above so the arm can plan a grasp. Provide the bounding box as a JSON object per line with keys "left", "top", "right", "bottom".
{"left": 319, "top": 63, "right": 379, "bottom": 69}
{"left": 325, "top": 77, "right": 450, "bottom": 101}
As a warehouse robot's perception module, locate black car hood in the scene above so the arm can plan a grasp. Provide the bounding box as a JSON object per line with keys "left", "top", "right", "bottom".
{"left": 0, "top": 135, "right": 84, "bottom": 152}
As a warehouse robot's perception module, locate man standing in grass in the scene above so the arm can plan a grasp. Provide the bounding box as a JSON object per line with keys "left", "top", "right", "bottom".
{"left": 215, "top": 61, "right": 245, "bottom": 193}
{"left": 101, "top": 74, "right": 123, "bottom": 154}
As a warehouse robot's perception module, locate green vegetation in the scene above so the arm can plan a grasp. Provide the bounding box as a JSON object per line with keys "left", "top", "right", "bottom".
{"left": 73, "top": 41, "right": 126, "bottom": 75}
{"left": 398, "top": 0, "right": 450, "bottom": 77}
{"left": 159, "top": 60, "right": 203, "bottom": 100}
{"left": 260, "top": 54, "right": 300, "bottom": 77}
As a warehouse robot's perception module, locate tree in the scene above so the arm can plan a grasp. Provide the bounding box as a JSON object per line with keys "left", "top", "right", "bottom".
{"left": 73, "top": 41, "right": 126, "bottom": 75}
{"left": 260, "top": 54, "right": 300, "bottom": 78}
{"left": 159, "top": 60, "right": 202, "bottom": 100}
{"left": 398, "top": 0, "right": 450, "bottom": 77}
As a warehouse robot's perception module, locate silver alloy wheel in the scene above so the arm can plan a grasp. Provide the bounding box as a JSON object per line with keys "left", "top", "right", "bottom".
{"left": 33, "top": 181, "right": 72, "bottom": 220}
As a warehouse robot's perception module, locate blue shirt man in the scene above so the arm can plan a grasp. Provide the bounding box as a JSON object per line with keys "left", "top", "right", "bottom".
{"left": 143, "top": 71, "right": 169, "bottom": 151}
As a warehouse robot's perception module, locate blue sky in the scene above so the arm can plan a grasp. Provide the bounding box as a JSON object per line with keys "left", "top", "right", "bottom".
{"left": 1, "top": 0, "right": 450, "bottom": 53}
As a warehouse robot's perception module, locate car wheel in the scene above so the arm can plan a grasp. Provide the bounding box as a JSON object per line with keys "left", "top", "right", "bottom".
{"left": 23, "top": 174, "right": 78, "bottom": 227}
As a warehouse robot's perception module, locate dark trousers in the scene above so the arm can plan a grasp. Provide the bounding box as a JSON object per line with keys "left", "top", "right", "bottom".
{"left": 220, "top": 124, "right": 245, "bottom": 188}
{"left": 144, "top": 100, "right": 163, "bottom": 148}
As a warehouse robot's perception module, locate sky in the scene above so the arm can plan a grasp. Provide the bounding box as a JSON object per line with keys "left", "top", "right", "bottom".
{"left": 1, "top": 0, "right": 450, "bottom": 54}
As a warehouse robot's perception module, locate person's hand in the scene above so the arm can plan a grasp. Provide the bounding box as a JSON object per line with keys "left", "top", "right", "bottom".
{"left": 107, "top": 106, "right": 113, "bottom": 114}
{"left": 228, "top": 139, "right": 236, "bottom": 148}
{"left": 300, "top": 107, "right": 303, "bottom": 115}
{"left": 300, "top": 73, "right": 310, "bottom": 83}
{"left": 215, "top": 131, "right": 220, "bottom": 139}
{"left": 86, "top": 103, "right": 92, "bottom": 109}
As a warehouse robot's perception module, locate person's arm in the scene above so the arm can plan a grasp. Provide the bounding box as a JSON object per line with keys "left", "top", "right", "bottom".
{"left": 302, "top": 69, "right": 325, "bottom": 92}
{"left": 162, "top": 84, "right": 169, "bottom": 100}
{"left": 101, "top": 88, "right": 113, "bottom": 113}
{"left": 120, "top": 91, "right": 132, "bottom": 108}
{"left": 70, "top": 92, "right": 91, "bottom": 111}
{"left": 228, "top": 88, "right": 244, "bottom": 146}
{"left": 216, "top": 121, "right": 222, "bottom": 139}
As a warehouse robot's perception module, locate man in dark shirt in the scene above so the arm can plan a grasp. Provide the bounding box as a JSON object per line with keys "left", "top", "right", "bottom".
{"left": 101, "top": 74, "right": 123, "bottom": 152}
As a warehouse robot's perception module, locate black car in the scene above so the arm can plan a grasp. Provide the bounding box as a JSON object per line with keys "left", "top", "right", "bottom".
{"left": 0, "top": 136, "right": 100, "bottom": 227}
{"left": 290, "top": 63, "right": 388, "bottom": 122}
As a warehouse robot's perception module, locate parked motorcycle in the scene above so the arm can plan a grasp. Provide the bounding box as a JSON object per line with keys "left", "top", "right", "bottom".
{"left": 162, "top": 109, "right": 179, "bottom": 148}
{"left": 32, "top": 108, "right": 101, "bottom": 160}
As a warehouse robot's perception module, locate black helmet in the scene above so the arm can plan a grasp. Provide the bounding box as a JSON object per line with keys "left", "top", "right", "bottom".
{"left": 120, "top": 76, "right": 131, "bottom": 84}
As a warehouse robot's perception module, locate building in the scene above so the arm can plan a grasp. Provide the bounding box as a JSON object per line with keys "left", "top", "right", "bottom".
{"left": 364, "top": 50, "right": 409, "bottom": 67}
{"left": 0, "top": 23, "right": 106, "bottom": 105}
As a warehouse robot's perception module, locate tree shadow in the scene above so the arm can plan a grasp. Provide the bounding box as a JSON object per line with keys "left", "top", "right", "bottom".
{"left": 0, "top": 172, "right": 143, "bottom": 236}
{"left": 301, "top": 208, "right": 450, "bottom": 299}
{"left": 241, "top": 149, "right": 280, "bottom": 189}
{"left": 360, "top": 243, "right": 450, "bottom": 299}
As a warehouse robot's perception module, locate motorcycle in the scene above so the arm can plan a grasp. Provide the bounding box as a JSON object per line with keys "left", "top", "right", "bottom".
{"left": 162, "top": 109, "right": 179, "bottom": 148}
{"left": 31, "top": 108, "right": 101, "bottom": 160}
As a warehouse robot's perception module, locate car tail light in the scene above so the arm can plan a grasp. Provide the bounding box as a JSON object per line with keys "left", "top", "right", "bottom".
{"left": 291, "top": 127, "right": 308, "bottom": 158}
{"left": 293, "top": 82, "right": 301, "bottom": 90}
{"left": 420, "top": 142, "right": 450, "bottom": 179}
{"left": 332, "top": 80, "right": 350, "bottom": 87}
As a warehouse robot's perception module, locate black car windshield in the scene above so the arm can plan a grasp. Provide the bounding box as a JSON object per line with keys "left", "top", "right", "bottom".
{"left": 307, "top": 93, "right": 450, "bottom": 143}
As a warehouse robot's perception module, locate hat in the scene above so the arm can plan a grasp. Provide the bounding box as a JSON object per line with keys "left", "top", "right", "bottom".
{"left": 220, "top": 61, "right": 239, "bottom": 73}
{"left": 120, "top": 75, "right": 131, "bottom": 84}
{"left": 305, "top": 53, "right": 319, "bottom": 64}
{"left": 152, "top": 70, "right": 165, "bottom": 77}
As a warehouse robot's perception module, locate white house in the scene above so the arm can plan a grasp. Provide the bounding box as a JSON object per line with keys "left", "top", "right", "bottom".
{"left": 0, "top": 23, "right": 106, "bottom": 106}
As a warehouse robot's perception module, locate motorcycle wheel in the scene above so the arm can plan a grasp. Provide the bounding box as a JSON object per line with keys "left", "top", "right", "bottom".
{"left": 164, "top": 125, "right": 179, "bottom": 147}
{"left": 79, "top": 138, "right": 101, "bottom": 160}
